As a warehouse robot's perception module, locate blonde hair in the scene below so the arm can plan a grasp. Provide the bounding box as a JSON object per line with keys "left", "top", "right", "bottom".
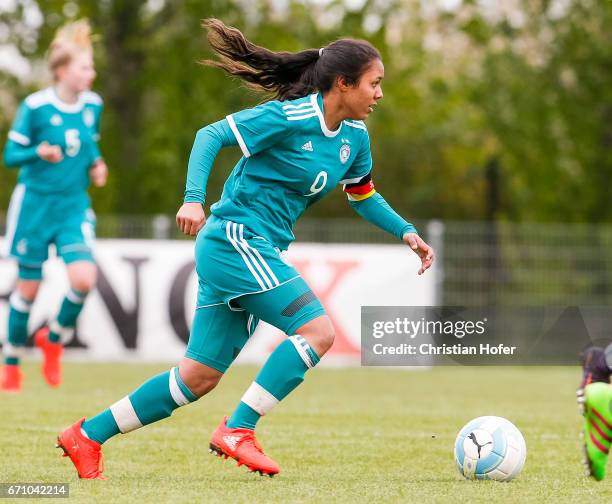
{"left": 48, "top": 19, "right": 93, "bottom": 79}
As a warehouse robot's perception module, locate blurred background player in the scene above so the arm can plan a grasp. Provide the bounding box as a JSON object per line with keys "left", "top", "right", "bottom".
{"left": 577, "top": 344, "right": 612, "bottom": 480}
{"left": 55, "top": 18, "right": 434, "bottom": 480}
{"left": 1, "top": 20, "right": 107, "bottom": 393}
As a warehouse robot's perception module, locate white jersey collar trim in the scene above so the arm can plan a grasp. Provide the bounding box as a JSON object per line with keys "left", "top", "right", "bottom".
{"left": 47, "top": 87, "right": 86, "bottom": 113}
{"left": 310, "top": 93, "right": 342, "bottom": 138}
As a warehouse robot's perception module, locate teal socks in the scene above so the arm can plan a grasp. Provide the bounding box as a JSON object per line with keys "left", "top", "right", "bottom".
{"left": 4, "top": 292, "right": 32, "bottom": 366}
{"left": 49, "top": 289, "right": 87, "bottom": 343}
{"left": 82, "top": 367, "right": 198, "bottom": 444}
{"left": 227, "top": 335, "right": 320, "bottom": 430}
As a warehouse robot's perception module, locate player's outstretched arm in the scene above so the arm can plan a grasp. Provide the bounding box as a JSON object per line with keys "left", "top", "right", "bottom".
{"left": 348, "top": 191, "right": 434, "bottom": 275}
{"left": 402, "top": 231, "right": 434, "bottom": 275}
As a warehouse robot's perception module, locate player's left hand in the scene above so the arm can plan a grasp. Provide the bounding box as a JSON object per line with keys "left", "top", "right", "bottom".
{"left": 89, "top": 159, "right": 108, "bottom": 187}
{"left": 403, "top": 232, "right": 434, "bottom": 275}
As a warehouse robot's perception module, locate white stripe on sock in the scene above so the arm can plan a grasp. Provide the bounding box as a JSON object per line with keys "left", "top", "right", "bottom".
{"left": 110, "top": 396, "right": 143, "bottom": 433}
{"left": 9, "top": 291, "right": 31, "bottom": 313}
{"left": 50, "top": 320, "right": 75, "bottom": 344}
{"left": 288, "top": 335, "right": 314, "bottom": 368}
{"left": 66, "top": 289, "right": 86, "bottom": 304}
{"left": 2, "top": 342, "right": 25, "bottom": 359}
{"left": 241, "top": 382, "right": 279, "bottom": 416}
{"left": 168, "top": 367, "right": 190, "bottom": 406}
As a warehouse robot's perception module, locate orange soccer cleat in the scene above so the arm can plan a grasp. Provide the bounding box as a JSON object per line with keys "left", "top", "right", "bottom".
{"left": 56, "top": 418, "right": 106, "bottom": 480}
{"left": 1, "top": 364, "right": 23, "bottom": 393}
{"left": 209, "top": 416, "right": 280, "bottom": 477}
{"left": 34, "top": 326, "right": 63, "bottom": 387}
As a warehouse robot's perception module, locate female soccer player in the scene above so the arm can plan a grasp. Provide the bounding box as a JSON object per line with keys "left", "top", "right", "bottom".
{"left": 57, "top": 19, "right": 433, "bottom": 479}
{"left": 1, "top": 20, "right": 107, "bottom": 392}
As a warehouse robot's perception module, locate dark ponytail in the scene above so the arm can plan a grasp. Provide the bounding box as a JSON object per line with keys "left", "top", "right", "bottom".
{"left": 201, "top": 18, "right": 381, "bottom": 101}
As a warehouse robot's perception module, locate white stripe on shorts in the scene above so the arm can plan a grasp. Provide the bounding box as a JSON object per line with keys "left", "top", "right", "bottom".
{"left": 234, "top": 223, "right": 273, "bottom": 289}
{"left": 238, "top": 224, "right": 279, "bottom": 286}
{"left": 110, "top": 396, "right": 143, "bottom": 433}
{"left": 3, "top": 184, "right": 25, "bottom": 257}
{"left": 225, "top": 222, "right": 267, "bottom": 290}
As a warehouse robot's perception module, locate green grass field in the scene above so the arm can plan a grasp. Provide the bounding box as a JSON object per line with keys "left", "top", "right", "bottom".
{"left": 1, "top": 363, "right": 611, "bottom": 503}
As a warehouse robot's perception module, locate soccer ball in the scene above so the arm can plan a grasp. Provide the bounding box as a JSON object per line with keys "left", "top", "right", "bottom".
{"left": 454, "top": 416, "right": 527, "bottom": 481}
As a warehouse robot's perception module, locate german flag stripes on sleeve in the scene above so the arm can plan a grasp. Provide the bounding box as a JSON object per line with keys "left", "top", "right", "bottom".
{"left": 343, "top": 173, "right": 376, "bottom": 201}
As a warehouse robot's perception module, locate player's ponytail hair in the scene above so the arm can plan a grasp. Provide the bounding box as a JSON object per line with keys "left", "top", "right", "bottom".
{"left": 201, "top": 18, "right": 381, "bottom": 101}
{"left": 48, "top": 19, "right": 93, "bottom": 79}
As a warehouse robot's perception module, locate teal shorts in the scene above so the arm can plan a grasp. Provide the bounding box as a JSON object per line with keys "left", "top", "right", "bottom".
{"left": 185, "top": 216, "right": 326, "bottom": 372}
{"left": 3, "top": 185, "right": 96, "bottom": 278}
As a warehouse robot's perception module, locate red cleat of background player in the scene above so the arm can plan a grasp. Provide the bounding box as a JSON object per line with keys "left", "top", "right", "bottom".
{"left": 34, "top": 327, "right": 63, "bottom": 387}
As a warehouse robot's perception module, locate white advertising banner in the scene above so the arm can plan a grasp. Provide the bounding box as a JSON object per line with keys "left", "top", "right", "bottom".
{"left": 0, "top": 239, "right": 437, "bottom": 365}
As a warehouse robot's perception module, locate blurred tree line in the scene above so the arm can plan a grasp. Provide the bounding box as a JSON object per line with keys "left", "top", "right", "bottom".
{"left": 0, "top": 0, "right": 610, "bottom": 223}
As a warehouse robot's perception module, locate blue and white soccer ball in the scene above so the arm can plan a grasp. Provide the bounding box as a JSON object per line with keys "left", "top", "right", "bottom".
{"left": 454, "top": 416, "right": 527, "bottom": 481}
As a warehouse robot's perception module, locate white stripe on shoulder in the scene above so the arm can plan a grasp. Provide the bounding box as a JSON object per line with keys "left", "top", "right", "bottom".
{"left": 81, "top": 91, "right": 103, "bottom": 105}
{"left": 8, "top": 131, "right": 31, "bottom": 146}
{"left": 24, "top": 88, "right": 53, "bottom": 109}
{"left": 284, "top": 107, "right": 316, "bottom": 116}
{"left": 282, "top": 102, "right": 314, "bottom": 110}
{"left": 286, "top": 112, "right": 318, "bottom": 121}
{"left": 226, "top": 114, "right": 251, "bottom": 158}
{"left": 343, "top": 120, "right": 367, "bottom": 131}
{"left": 339, "top": 175, "right": 366, "bottom": 184}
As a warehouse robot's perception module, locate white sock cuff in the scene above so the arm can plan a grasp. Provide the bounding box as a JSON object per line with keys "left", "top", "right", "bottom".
{"left": 50, "top": 320, "right": 75, "bottom": 344}
{"left": 66, "top": 289, "right": 87, "bottom": 304}
{"left": 168, "top": 367, "right": 191, "bottom": 406}
{"left": 110, "top": 396, "right": 143, "bottom": 433}
{"left": 241, "top": 382, "right": 279, "bottom": 416}
{"left": 9, "top": 291, "right": 31, "bottom": 313}
{"left": 288, "top": 335, "right": 315, "bottom": 369}
{"left": 2, "top": 342, "right": 25, "bottom": 359}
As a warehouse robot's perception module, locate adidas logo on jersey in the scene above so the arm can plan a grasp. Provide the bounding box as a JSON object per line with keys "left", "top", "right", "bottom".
{"left": 301, "top": 141, "right": 313, "bottom": 152}
{"left": 223, "top": 435, "right": 240, "bottom": 450}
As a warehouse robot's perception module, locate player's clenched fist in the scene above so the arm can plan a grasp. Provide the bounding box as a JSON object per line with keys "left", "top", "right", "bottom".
{"left": 89, "top": 159, "right": 108, "bottom": 187}
{"left": 37, "top": 141, "right": 63, "bottom": 163}
{"left": 176, "top": 202, "right": 206, "bottom": 236}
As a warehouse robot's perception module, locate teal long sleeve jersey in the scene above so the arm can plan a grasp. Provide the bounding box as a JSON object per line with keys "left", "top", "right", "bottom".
{"left": 184, "top": 93, "right": 416, "bottom": 250}
{"left": 3, "top": 87, "right": 103, "bottom": 194}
